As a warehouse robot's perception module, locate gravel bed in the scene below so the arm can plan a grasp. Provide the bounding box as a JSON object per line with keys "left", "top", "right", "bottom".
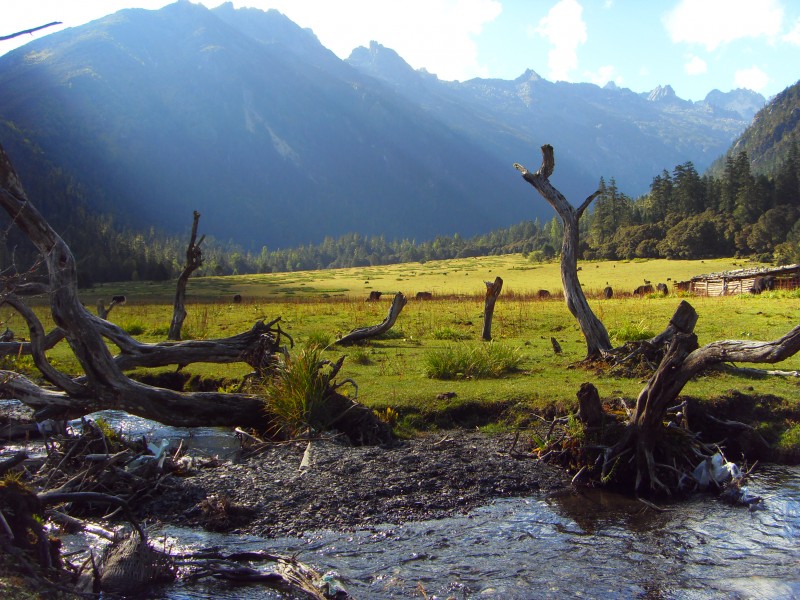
{"left": 142, "top": 431, "right": 570, "bottom": 538}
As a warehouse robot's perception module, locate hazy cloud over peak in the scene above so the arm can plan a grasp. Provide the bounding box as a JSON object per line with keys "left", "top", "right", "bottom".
{"left": 663, "top": 0, "right": 784, "bottom": 51}
{"left": 734, "top": 66, "right": 770, "bottom": 92}
{"left": 534, "top": 0, "right": 587, "bottom": 81}
{"left": 684, "top": 55, "right": 707, "bottom": 76}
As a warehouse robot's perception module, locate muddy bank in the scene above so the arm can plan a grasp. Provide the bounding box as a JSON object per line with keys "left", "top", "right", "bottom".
{"left": 141, "top": 432, "right": 570, "bottom": 538}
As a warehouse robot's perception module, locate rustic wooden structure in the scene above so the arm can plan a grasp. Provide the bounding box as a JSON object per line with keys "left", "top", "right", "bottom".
{"left": 482, "top": 276, "right": 503, "bottom": 341}
{"left": 515, "top": 145, "right": 612, "bottom": 358}
{"left": 674, "top": 264, "right": 800, "bottom": 296}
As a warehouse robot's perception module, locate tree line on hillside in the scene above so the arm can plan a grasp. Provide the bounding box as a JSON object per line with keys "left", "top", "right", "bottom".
{"left": 2, "top": 140, "right": 798, "bottom": 285}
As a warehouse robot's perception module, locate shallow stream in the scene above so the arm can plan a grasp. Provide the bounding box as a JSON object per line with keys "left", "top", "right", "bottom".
{"left": 7, "top": 405, "right": 800, "bottom": 599}
{"left": 147, "top": 465, "right": 799, "bottom": 599}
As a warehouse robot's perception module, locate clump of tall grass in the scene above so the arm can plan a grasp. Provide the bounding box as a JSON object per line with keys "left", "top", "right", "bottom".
{"left": 306, "top": 330, "right": 333, "bottom": 348}
{"left": 610, "top": 320, "right": 656, "bottom": 344}
{"left": 350, "top": 346, "right": 373, "bottom": 365}
{"left": 262, "top": 344, "right": 341, "bottom": 437}
{"left": 431, "top": 326, "right": 470, "bottom": 341}
{"left": 424, "top": 342, "right": 523, "bottom": 380}
{"left": 119, "top": 320, "right": 146, "bottom": 336}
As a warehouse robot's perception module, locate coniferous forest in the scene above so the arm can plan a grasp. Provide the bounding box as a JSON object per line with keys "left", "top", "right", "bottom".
{"left": 2, "top": 139, "right": 799, "bottom": 287}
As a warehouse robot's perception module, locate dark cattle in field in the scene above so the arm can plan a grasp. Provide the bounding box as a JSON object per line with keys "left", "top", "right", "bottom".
{"left": 750, "top": 276, "right": 776, "bottom": 294}
{"left": 603, "top": 286, "right": 613, "bottom": 299}
{"left": 536, "top": 289, "right": 551, "bottom": 299}
{"left": 656, "top": 283, "right": 668, "bottom": 295}
{"left": 367, "top": 291, "right": 382, "bottom": 301}
{"left": 232, "top": 294, "right": 242, "bottom": 303}
{"left": 111, "top": 295, "right": 126, "bottom": 305}
{"left": 633, "top": 284, "right": 654, "bottom": 296}
{"left": 416, "top": 291, "right": 433, "bottom": 300}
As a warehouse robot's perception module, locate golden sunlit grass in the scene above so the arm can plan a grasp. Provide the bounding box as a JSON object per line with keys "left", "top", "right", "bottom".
{"left": 6, "top": 256, "right": 799, "bottom": 432}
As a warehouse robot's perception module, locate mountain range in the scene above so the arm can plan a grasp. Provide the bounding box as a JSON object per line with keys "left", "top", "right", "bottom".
{"left": 0, "top": 1, "right": 765, "bottom": 249}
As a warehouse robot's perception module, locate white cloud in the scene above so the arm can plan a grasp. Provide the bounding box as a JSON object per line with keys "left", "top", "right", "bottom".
{"left": 246, "top": 0, "right": 502, "bottom": 81}
{"left": 684, "top": 55, "right": 707, "bottom": 76}
{"left": 784, "top": 18, "right": 800, "bottom": 45}
{"left": 584, "top": 65, "right": 621, "bottom": 86}
{"left": 534, "top": 0, "right": 587, "bottom": 81}
{"left": 734, "top": 66, "right": 770, "bottom": 91}
{"left": 663, "top": 0, "right": 783, "bottom": 50}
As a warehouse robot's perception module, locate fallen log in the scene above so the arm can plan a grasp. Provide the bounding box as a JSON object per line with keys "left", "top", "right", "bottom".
{"left": 335, "top": 292, "right": 407, "bottom": 345}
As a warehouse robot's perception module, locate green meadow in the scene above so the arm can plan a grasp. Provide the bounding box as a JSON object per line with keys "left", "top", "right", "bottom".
{"left": 10, "top": 255, "right": 799, "bottom": 432}
{"left": 84, "top": 255, "right": 750, "bottom": 302}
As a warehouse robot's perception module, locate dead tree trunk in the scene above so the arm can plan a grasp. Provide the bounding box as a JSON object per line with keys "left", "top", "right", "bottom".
{"left": 335, "top": 292, "right": 407, "bottom": 345}
{"left": 0, "top": 144, "right": 281, "bottom": 427}
{"left": 515, "top": 145, "right": 611, "bottom": 358}
{"left": 607, "top": 318, "right": 800, "bottom": 494}
{"left": 168, "top": 210, "right": 204, "bottom": 341}
{"left": 482, "top": 276, "right": 503, "bottom": 341}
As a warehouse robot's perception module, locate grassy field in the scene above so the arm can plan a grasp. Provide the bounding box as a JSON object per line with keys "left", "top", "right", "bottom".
{"left": 7, "top": 255, "right": 799, "bottom": 433}
{"left": 83, "top": 255, "right": 750, "bottom": 302}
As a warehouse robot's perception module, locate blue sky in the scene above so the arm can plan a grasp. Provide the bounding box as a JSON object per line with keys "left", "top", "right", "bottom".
{"left": 2, "top": 0, "right": 799, "bottom": 102}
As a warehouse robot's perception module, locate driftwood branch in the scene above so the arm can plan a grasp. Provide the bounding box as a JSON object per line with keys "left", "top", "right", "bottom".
{"left": 336, "top": 292, "right": 407, "bottom": 345}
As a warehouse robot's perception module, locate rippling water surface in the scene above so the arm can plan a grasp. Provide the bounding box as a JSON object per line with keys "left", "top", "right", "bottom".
{"left": 6, "top": 405, "right": 799, "bottom": 599}
{"left": 154, "top": 468, "right": 799, "bottom": 599}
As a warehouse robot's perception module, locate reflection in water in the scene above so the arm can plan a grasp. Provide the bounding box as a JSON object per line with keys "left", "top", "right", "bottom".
{"left": 148, "top": 466, "right": 799, "bottom": 600}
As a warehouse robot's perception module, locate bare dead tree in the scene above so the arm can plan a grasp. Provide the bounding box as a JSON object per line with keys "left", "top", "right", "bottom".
{"left": 514, "top": 145, "right": 612, "bottom": 358}
{"left": 168, "top": 210, "right": 204, "bottom": 340}
{"left": 482, "top": 276, "right": 503, "bottom": 341}
{"left": 0, "top": 22, "right": 62, "bottom": 42}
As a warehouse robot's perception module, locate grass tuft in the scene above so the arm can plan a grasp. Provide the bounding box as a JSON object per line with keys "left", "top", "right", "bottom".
{"left": 424, "top": 342, "right": 523, "bottom": 380}
{"left": 610, "top": 320, "right": 656, "bottom": 343}
{"left": 262, "top": 345, "right": 337, "bottom": 437}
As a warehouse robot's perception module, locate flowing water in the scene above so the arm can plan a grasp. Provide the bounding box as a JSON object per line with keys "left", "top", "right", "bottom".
{"left": 147, "top": 465, "right": 799, "bottom": 600}
{"left": 5, "top": 405, "right": 800, "bottom": 599}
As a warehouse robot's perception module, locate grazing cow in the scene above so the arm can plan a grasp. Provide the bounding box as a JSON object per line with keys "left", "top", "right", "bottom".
{"left": 656, "top": 283, "right": 668, "bottom": 295}
{"left": 367, "top": 291, "right": 382, "bottom": 301}
{"left": 416, "top": 291, "right": 433, "bottom": 300}
{"left": 232, "top": 294, "right": 242, "bottom": 303}
{"left": 111, "top": 295, "right": 126, "bottom": 305}
{"left": 603, "top": 286, "right": 613, "bottom": 299}
{"left": 750, "top": 276, "right": 776, "bottom": 294}
{"left": 633, "top": 284, "right": 654, "bottom": 296}
{"left": 536, "top": 289, "right": 551, "bottom": 299}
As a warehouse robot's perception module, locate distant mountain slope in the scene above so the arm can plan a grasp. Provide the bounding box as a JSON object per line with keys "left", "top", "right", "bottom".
{"left": 0, "top": 2, "right": 763, "bottom": 249}
{"left": 346, "top": 42, "right": 761, "bottom": 197}
{"left": 707, "top": 80, "right": 800, "bottom": 177}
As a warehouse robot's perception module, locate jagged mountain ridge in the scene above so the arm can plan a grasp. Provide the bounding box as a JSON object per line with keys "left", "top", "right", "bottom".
{"left": 0, "top": 1, "right": 764, "bottom": 249}
{"left": 347, "top": 42, "right": 763, "bottom": 197}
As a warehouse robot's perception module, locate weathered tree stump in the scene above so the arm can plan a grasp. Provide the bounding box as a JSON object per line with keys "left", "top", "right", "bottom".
{"left": 482, "top": 276, "right": 503, "bottom": 341}
{"left": 577, "top": 382, "right": 603, "bottom": 427}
